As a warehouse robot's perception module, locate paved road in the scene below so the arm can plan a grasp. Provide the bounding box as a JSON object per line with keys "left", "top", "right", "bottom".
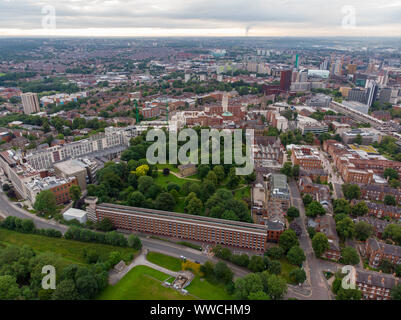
{"left": 0, "top": 191, "right": 250, "bottom": 280}
{"left": 333, "top": 183, "right": 344, "bottom": 200}
{"left": 288, "top": 181, "right": 334, "bottom": 300}
{"left": 0, "top": 193, "right": 68, "bottom": 233}
{"left": 318, "top": 149, "right": 344, "bottom": 200}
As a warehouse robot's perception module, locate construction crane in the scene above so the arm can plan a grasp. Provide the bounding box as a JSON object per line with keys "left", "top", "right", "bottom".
{"left": 134, "top": 100, "right": 140, "bottom": 124}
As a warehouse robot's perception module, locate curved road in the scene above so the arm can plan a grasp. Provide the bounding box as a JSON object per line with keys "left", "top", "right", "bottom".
{"left": 0, "top": 192, "right": 250, "bottom": 279}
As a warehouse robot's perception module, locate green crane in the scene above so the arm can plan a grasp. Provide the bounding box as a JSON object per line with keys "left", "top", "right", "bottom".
{"left": 134, "top": 100, "right": 140, "bottom": 124}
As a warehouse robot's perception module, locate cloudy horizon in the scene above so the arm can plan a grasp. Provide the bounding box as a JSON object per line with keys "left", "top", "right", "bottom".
{"left": 1, "top": 0, "right": 401, "bottom": 37}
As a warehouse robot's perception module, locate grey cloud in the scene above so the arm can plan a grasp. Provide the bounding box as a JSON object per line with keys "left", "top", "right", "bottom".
{"left": 0, "top": 0, "right": 400, "bottom": 32}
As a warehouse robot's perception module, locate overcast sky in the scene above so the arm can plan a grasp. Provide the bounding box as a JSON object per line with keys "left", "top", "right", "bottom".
{"left": 1, "top": 0, "right": 401, "bottom": 37}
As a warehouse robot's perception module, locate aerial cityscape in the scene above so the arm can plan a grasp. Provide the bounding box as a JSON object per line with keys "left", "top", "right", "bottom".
{"left": 0, "top": 1, "right": 401, "bottom": 310}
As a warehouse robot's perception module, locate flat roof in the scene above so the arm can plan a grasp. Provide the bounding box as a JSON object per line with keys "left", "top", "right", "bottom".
{"left": 54, "top": 159, "right": 87, "bottom": 175}
{"left": 97, "top": 203, "right": 269, "bottom": 234}
{"left": 63, "top": 208, "right": 87, "bottom": 218}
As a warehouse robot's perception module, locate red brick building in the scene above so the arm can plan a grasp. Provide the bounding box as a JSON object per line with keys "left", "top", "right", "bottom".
{"left": 85, "top": 199, "right": 281, "bottom": 252}
{"left": 365, "top": 238, "right": 401, "bottom": 268}
{"left": 358, "top": 184, "right": 401, "bottom": 204}
{"left": 361, "top": 201, "right": 401, "bottom": 220}
{"left": 312, "top": 215, "right": 341, "bottom": 261}
{"left": 291, "top": 146, "right": 322, "bottom": 170}
{"left": 356, "top": 269, "right": 399, "bottom": 300}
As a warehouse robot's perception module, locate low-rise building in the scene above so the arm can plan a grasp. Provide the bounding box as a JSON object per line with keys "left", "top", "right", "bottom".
{"left": 365, "top": 238, "right": 401, "bottom": 268}
{"left": 290, "top": 145, "right": 322, "bottom": 170}
{"left": 25, "top": 176, "right": 78, "bottom": 205}
{"left": 359, "top": 184, "right": 401, "bottom": 204}
{"left": 63, "top": 208, "right": 87, "bottom": 224}
{"left": 53, "top": 158, "right": 101, "bottom": 191}
{"left": 356, "top": 269, "right": 399, "bottom": 300}
{"left": 360, "top": 201, "right": 401, "bottom": 220}
{"left": 355, "top": 216, "right": 392, "bottom": 239}
{"left": 309, "top": 215, "right": 341, "bottom": 261}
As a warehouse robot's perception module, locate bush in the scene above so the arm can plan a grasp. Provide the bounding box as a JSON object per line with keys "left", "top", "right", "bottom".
{"left": 230, "top": 254, "right": 250, "bottom": 267}
{"left": 65, "top": 227, "right": 129, "bottom": 247}
{"left": 167, "top": 183, "right": 180, "bottom": 193}
{"left": 287, "top": 246, "right": 306, "bottom": 266}
{"left": 96, "top": 218, "right": 115, "bottom": 232}
{"left": 213, "top": 261, "right": 234, "bottom": 284}
{"left": 128, "top": 235, "right": 142, "bottom": 250}
{"left": 200, "top": 261, "right": 214, "bottom": 277}
{"left": 307, "top": 227, "right": 316, "bottom": 239}
{"left": 247, "top": 255, "right": 266, "bottom": 272}
{"left": 212, "top": 245, "right": 232, "bottom": 260}
{"left": 266, "top": 246, "right": 284, "bottom": 259}
{"left": 182, "top": 260, "right": 201, "bottom": 275}
{"left": 176, "top": 241, "right": 202, "bottom": 251}
{"left": 1, "top": 216, "right": 62, "bottom": 238}
{"left": 267, "top": 261, "right": 282, "bottom": 275}
{"left": 36, "top": 228, "right": 62, "bottom": 238}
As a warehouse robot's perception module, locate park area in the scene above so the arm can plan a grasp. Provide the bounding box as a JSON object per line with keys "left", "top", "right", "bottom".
{"left": 145, "top": 251, "right": 235, "bottom": 300}
{"left": 0, "top": 228, "right": 137, "bottom": 267}
{"left": 97, "top": 251, "right": 235, "bottom": 300}
{"left": 97, "top": 265, "right": 195, "bottom": 300}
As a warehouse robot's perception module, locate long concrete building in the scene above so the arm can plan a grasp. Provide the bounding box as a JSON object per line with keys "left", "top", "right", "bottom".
{"left": 85, "top": 198, "right": 284, "bottom": 252}
{"left": 25, "top": 126, "right": 131, "bottom": 170}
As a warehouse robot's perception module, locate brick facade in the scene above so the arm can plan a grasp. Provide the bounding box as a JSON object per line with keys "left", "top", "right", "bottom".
{"left": 87, "top": 201, "right": 283, "bottom": 252}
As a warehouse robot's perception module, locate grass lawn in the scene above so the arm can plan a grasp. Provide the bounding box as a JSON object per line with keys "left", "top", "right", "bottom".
{"left": 186, "top": 276, "right": 235, "bottom": 300}
{"left": 146, "top": 251, "right": 182, "bottom": 272}
{"left": 0, "top": 228, "right": 137, "bottom": 265}
{"left": 174, "top": 197, "right": 186, "bottom": 213}
{"left": 277, "top": 258, "right": 298, "bottom": 283}
{"left": 234, "top": 186, "right": 251, "bottom": 202}
{"left": 187, "top": 173, "right": 201, "bottom": 180}
{"left": 154, "top": 172, "right": 200, "bottom": 189}
{"left": 97, "top": 265, "right": 195, "bottom": 300}
{"left": 156, "top": 163, "right": 179, "bottom": 173}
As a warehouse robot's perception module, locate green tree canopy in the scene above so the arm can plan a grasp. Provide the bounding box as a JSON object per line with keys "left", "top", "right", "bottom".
{"left": 312, "top": 233, "right": 329, "bottom": 257}
{"left": 287, "top": 246, "right": 306, "bottom": 266}
{"left": 354, "top": 221, "right": 373, "bottom": 241}
{"left": 340, "top": 247, "right": 360, "bottom": 265}
{"left": 33, "top": 190, "right": 57, "bottom": 216}
{"left": 279, "top": 229, "right": 299, "bottom": 253}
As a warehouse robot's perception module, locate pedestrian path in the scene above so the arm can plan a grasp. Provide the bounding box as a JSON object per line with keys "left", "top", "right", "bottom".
{"left": 108, "top": 251, "right": 179, "bottom": 285}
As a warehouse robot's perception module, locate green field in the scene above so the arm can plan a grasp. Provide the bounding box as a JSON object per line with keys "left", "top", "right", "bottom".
{"left": 0, "top": 228, "right": 137, "bottom": 265}
{"left": 145, "top": 251, "right": 234, "bottom": 300}
{"left": 146, "top": 251, "right": 182, "bottom": 271}
{"left": 174, "top": 197, "right": 186, "bottom": 213}
{"left": 97, "top": 265, "right": 195, "bottom": 300}
{"left": 277, "top": 258, "right": 298, "bottom": 283}
{"left": 0, "top": 73, "right": 5, "bottom": 77}
{"left": 154, "top": 171, "right": 200, "bottom": 188}
{"left": 234, "top": 186, "right": 251, "bottom": 202}
{"left": 186, "top": 276, "right": 235, "bottom": 300}
{"left": 187, "top": 173, "right": 201, "bottom": 180}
